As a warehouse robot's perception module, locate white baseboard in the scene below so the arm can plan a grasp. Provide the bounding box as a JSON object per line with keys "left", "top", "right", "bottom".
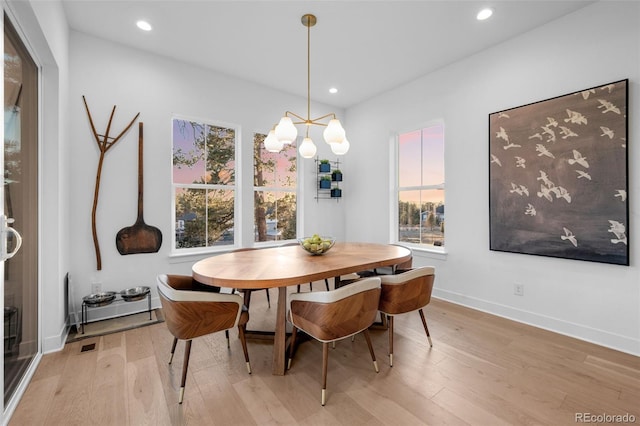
{"left": 432, "top": 288, "right": 639, "bottom": 357}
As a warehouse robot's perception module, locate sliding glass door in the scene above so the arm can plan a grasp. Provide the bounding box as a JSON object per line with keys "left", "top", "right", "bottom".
{"left": 3, "top": 13, "right": 38, "bottom": 408}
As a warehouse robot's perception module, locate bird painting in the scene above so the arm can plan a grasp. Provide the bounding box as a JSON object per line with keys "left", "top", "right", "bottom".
{"left": 559, "top": 126, "right": 578, "bottom": 139}
{"left": 601, "top": 84, "right": 615, "bottom": 93}
{"left": 524, "top": 204, "right": 536, "bottom": 216}
{"left": 537, "top": 185, "right": 554, "bottom": 202}
{"left": 536, "top": 170, "right": 554, "bottom": 187}
{"left": 561, "top": 227, "right": 578, "bottom": 247}
{"left": 568, "top": 149, "right": 589, "bottom": 168}
{"left": 600, "top": 126, "right": 614, "bottom": 139}
{"left": 490, "top": 154, "right": 502, "bottom": 167}
{"left": 564, "top": 109, "right": 588, "bottom": 125}
{"left": 597, "top": 99, "right": 621, "bottom": 114}
{"left": 529, "top": 133, "right": 543, "bottom": 140}
{"left": 614, "top": 190, "right": 627, "bottom": 202}
{"left": 580, "top": 89, "right": 596, "bottom": 100}
{"left": 546, "top": 117, "right": 558, "bottom": 127}
{"left": 496, "top": 127, "right": 509, "bottom": 143}
{"left": 541, "top": 125, "right": 557, "bottom": 143}
{"left": 608, "top": 220, "right": 627, "bottom": 245}
{"left": 576, "top": 170, "right": 592, "bottom": 180}
{"left": 515, "top": 157, "right": 526, "bottom": 168}
{"left": 498, "top": 112, "right": 510, "bottom": 119}
{"left": 503, "top": 142, "right": 522, "bottom": 150}
{"left": 536, "top": 144, "right": 555, "bottom": 158}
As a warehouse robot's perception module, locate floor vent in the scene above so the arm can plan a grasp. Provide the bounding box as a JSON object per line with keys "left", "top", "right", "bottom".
{"left": 80, "top": 343, "right": 96, "bottom": 353}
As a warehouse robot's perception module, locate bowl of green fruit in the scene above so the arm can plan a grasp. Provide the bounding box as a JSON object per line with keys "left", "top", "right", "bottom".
{"left": 298, "top": 234, "right": 335, "bottom": 255}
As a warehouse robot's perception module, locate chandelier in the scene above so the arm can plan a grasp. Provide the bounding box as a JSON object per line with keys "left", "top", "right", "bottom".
{"left": 264, "top": 14, "right": 350, "bottom": 158}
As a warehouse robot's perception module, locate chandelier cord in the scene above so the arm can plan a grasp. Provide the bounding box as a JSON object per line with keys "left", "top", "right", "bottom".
{"left": 306, "top": 19, "right": 311, "bottom": 137}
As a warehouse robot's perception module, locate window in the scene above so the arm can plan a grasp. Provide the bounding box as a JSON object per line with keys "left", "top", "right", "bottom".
{"left": 172, "top": 118, "right": 237, "bottom": 251}
{"left": 396, "top": 123, "right": 445, "bottom": 247}
{"left": 253, "top": 133, "right": 297, "bottom": 242}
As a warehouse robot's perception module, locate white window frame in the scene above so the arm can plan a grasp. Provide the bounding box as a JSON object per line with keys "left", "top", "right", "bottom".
{"left": 170, "top": 114, "right": 241, "bottom": 257}
{"left": 390, "top": 120, "right": 447, "bottom": 254}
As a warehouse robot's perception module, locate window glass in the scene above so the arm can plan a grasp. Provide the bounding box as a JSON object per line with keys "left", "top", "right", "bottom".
{"left": 172, "top": 118, "right": 237, "bottom": 250}
{"left": 254, "top": 133, "right": 297, "bottom": 242}
{"left": 397, "top": 124, "right": 445, "bottom": 247}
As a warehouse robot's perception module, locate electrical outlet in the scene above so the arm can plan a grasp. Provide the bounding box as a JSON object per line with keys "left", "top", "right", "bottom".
{"left": 514, "top": 284, "right": 524, "bottom": 296}
{"left": 91, "top": 282, "right": 102, "bottom": 294}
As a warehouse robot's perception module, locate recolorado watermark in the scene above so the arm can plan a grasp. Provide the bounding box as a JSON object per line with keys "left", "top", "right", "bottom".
{"left": 575, "top": 413, "right": 636, "bottom": 423}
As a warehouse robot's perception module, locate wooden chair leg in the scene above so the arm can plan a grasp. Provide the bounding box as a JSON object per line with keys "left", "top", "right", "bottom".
{"left": 225, "top": 329, "right": 230, "bottom": 348}
{"left": 418, "top": 309, "right": 433, "bottom": 347}
{"left": 288, "top": 326, "right": 298, "bottom": 370}
{"left": 179, "top": 340, "right": 192, "bottom": 404}
{"left": 363, "top": 329, "right": 379, "bottom": 373}
{"left": 297, "top": 284, "right": 301, "bottom": 292}
{"left": 322, "top": 342, "right": 329, "bottom": 406}
{"left": 237, "top": 325, "right": 251, "bottom": 374}
{"left": 324, "top": 279, "right": 330, "bottom": 291}
{"left": 265, "top": 288, "right": 271, "bottom": 308}
{"left": 169, "top": 337, "right": 178, "bottom": 364}
{"left": 388, "top": 315, "right": 394, "bottom": 366}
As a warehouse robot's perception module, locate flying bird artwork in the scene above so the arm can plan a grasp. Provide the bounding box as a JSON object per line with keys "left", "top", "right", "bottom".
{"left": 597, "top": 126, "right": 613, "bottom": 139}
{"left": 608, "top": 220, "right": 627, "bottom": 245}
{"left": 568, "top": 149, "right": 589, "bottom": 168}
{"left": 561, "top": 227, "right": 578, "bottom": 247}
{"left": 576, "top": 170, "right": 591, "bottom": 180}
{"left": 524, "top": 204, "right": 536, "bottom": 216}
{"left": 490, "top": 80, "right": 628, "bottom": 265}
{"left": 614, "top": 189, "right": 626, "bottom": 202}
{"left": 564, "top": 109, "right": 588, "bottom": 125}
{"left": 536, "top": 144, "right": 555, "bottom": 158}
{"left": 597, "top": 99, "right": 621, "bottom": 114}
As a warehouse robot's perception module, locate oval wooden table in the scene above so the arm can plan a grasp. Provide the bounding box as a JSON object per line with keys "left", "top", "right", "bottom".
{"left": 192, "top": 242, "right": 412, "bottom": 375}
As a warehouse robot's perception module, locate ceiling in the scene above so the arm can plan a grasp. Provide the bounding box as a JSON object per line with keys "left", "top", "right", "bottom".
{"left": 61, "top": 1, "right": 595, "bottom": 109}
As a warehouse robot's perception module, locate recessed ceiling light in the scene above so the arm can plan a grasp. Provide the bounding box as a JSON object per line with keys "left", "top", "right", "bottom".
{"left": 136, "top": 20, "right": 152, "bottom": 31}
{"left": 329, "top": 87, "right": 338, "bottom": 94}
{"left": 477, "top": 8, "right": 493, "bottom": 21}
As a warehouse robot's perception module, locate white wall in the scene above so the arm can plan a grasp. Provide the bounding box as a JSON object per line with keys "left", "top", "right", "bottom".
{"left": 64, "top": 31, "right": 346, "bottom": 335}
{"left": 344, "top": 1, "right": 640, "bottom": 355}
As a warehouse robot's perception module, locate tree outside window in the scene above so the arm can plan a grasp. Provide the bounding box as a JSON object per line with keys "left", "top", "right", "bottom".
{"left": 397, "top": 124, "right": 445, "bottom": 246}
{"left": 254, "top": 133, "right": 297, "bottom": 242}
{"left": 172, "top": 118, "right": 237, "bottom": 250}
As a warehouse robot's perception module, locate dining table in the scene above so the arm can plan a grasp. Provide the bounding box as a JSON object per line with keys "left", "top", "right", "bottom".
{"left": 192, "top": 241, "right": 412, "bottom": 375}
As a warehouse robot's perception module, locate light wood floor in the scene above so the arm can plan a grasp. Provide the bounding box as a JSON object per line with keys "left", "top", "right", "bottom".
{"left": 10, "top": 286, "right": 640, "bottom": 425}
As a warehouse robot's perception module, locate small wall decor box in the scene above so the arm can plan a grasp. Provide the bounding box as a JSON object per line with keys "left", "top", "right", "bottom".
{"left": 319, "top": 159, "right": 331, "bottom": 173}
{"left": 489, "top": 79, "right": 628, "bottom": 265}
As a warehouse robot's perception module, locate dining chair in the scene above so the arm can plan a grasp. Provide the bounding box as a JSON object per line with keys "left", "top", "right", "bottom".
{"left": 233, "top": 247, "right": 271, "bottom": 308}
{"left": 287, "top": 276, "right": 382, "bottom": 405}
{"left": 377, "top": 266, "right": 435, "bottom": 366}
{"left": 156, "top": 274, "right": 251, "bottom": 404}
{"left": 358, "top": 244, "right": 413, "bottom": 277}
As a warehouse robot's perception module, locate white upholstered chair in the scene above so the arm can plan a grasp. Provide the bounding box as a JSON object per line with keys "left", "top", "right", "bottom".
{"left": 157, "top": 274, "right": 251, "bottom": 404}
{"left": 287, "top": 277, "right": 382, "bottom": 405}
{"left": 378, "top": 266, "right": 435, "bottom": 366}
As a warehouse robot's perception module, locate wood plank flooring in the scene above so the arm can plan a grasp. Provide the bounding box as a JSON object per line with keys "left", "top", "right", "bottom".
{"left": 10, "top": 287, "right": 640, "bottom": 425}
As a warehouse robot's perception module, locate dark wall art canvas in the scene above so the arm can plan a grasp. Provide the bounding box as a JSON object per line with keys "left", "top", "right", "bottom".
{"left": 489, "top": 79, "right": 628, "bottom": 265}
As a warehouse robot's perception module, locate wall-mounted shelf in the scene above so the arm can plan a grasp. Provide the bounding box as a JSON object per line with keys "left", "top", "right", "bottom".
{"left": 315, "top": 157, "right": 342, "bottom": 202}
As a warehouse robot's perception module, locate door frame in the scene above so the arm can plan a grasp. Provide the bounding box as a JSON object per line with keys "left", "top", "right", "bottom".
{"left": 1, "top": 3, "right": 43, "bottom": 423}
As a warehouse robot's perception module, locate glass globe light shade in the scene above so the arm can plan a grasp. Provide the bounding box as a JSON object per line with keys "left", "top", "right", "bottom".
{"left": 323, "top": 119, "right": 345, "bottom": 144}
{"left": 330, "top": 137, "right": 350, "bottom": 155}
{"left": 264, "top": 130, "right": 284, "bottom": 152}
{"left": 298, "top": 137, "right": 317, "bottom": 158}
{"left": 275, "top": 116, "right": 298, "bottom": 144}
